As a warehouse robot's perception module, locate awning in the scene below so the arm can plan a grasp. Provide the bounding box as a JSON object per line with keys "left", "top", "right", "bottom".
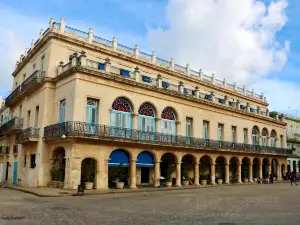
{"left": 108, "top": 149, "right": 130, "bottom": 167}
{"left": 136, "top": 151, "right": 154, "bottom": 167}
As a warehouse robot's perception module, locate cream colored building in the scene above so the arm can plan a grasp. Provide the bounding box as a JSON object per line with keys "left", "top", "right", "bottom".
{"left": 0, "top": 18, "right": 292, "bottom": 189}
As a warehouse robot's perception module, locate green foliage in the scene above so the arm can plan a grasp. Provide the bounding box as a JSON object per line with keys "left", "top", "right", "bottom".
{"left": 165, "top": 166, "right": 175, "bottom": 182}
{"left": 269, "top": 111, "right": 278, "bottom": 119}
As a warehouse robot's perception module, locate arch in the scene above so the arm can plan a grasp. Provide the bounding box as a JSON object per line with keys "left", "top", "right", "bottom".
{"left": 229, "top": 157, "right": 239, "bottom": 182}
{"left": 252, "top": 157, "right": 260, "bottom": 179}
{"left": 262, "top": 128, "right": 269, "bottom": 137}
{"left": 181, "top": 154, "right": 196, "bottom": 184}
{"left": 252, "top": 126, "right": 259, "bottom": 135}
{"left": 136, "top": 151, "right": 155, "bottom": 185}
{"left": 215, "top": 156, "right": 226, "bottom": 183}
{"left": 136, "top": 151, "right": 154, "bottom": 167}
{"left": 262, "top": 158, "right": 270, "bottom": 178}
{"left": 81, "top": 158, "right": 97, "bottom": 189}
{"left": 242, "top": 157, "right": 251, "bottom": 182}
{"left": 160, "top": 153, "right": 178, "bottom": 186}
{"left": 161, "top": 107, "right": 176, "bottom": 121}
{"left": 109, "top": 149, "right": 130, "bottom": 167}
{"left": 51, "top": 147, "right": 66, "bottom": 183}
{"left": 261, "top": 128, "right": 269, "bottom": 146}
{"left": 199, "top": 155, "right": 212, "bottom": 181}
{"left": 112, "top": 97, "right": 133, "bottom": 113}
{"left": 138, "top": 102, "right": 156, "bottom": 117}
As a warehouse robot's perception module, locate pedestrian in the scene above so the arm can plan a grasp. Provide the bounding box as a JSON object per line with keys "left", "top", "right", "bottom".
{"left": 290, "top": 171, "right": 298, "bottom": 186}
{"left": 269, "top": 173, "right": 274, "bottom": 184}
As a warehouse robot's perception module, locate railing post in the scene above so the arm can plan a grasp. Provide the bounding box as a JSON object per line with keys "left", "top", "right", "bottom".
{"left": 224, "top": 95, "right": 228, "bottom": 105}
{"left": 88, "top": 28, "right": 94, "bottom": 44}
{"left": 266, "top": 108, "right": 269, "bottom": 117}
{"left": 31, "top": 39, "right": 35, "bottom": 49}
{"left": 236, "top": 99, "right": 240, "bottom": 110}
{"left": 194, "top": 86, "right": 200, "bottom": 98}
{"left": 49, "top": 17, "right": 54, "bottom": 30}
{"left": 71, "top": 52, "right": 78, "bottom": 67}
{"left": 134, "top": 44, "right": 139, "bottom": 58}
{"left": 170, "top": 57, "right": 175, "bottom": 70}
{"left": 261, "top": 92, "right": 264, "bottom": 100}
{"left": 243, "top": 85, "right": 246, "bottom": 95}
{"left": 186, "top": 64, "right": 190, "bottom": 76}
{"left": 211, "top": 73, "right": 215, "bottom": 85}
{"left": 199, "top": 69, "right": 203, "bottom": 80}
{"left": 58, "top": 61, "right": 64, "bottom": 75}
{"left": 151, "top": 51, "right": 156, "bottom": 64}
{"left": 156, "top": 74, "right": 162, "bottom": 88}
{"left": 134, "top": 66, "right": 140, "bottom": 82}
{"left": 80, "top": 51, "right": 87, "bottom": 66}
{"left": 252, "top": 89, "right": 255, "bottom": 97}
{"left": 104, "top": 58, "right": 111, "bottom": 73}
{"left": 246, "top": 102, "right": 250, "bottom": 112}
{"left": 210, "top": 91, "right": 215, "bottom": 103}
{"left": 223, "top": 78, "right": 227, "bottom": 88}
{"left": 112, "top": 37, "right": 117, "bottom": 51}
{"left": 59, "top": 18, "right": 65, "bottom": 33}
{"left": 178, "top": 81, "right": 184, "bottom": 94}
{"left": 233, "top": 82, "right": 237, "bottom": 91}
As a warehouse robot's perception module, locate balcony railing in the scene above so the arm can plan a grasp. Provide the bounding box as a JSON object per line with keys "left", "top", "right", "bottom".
{"left": 44, "top": 121, "right": 292, "bottom": 155}
{"left": 0, "top": 117, "right": 23, "bottom": 135}
{"left": 16, "top": 127, "right": 40, "bottom": 144}
{"left": 5, "top": 70, "right": 45, "bottom": 107}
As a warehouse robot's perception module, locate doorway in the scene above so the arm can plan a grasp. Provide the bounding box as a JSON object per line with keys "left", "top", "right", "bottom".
{"left": 141, "top": 167, "right": 150, "bottom": 183}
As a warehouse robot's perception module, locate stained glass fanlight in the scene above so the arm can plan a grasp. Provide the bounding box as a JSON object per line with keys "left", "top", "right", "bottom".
{"left": 161, "top": 108, "right": 176, "bottom": 121}
{"left": 112, "top": 98, "right": 132, "bottom": 112}
{"left": 138, "top": 103, "right": 155, "bottom": 117}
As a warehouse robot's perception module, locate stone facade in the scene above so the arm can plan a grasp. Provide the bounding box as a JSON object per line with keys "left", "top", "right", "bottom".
{"left": 0, "top": 18, "right": 291, "bottom": 189}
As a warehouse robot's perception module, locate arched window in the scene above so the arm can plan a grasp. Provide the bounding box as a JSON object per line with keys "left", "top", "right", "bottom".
{"left": 138, "top": 103, "right": 156, "bottom": 132}
{"left": 261, "top": 128, "right": 268, "bottom": 146}
{"left": 270, "top": 130, "right": 276, "bottom": 147}
{"left": 252, "top": 126, "right": 259, "bottom": 145}
{"left": 110, "top": 98, "right": 132, "bottom": 131}
{"left": 161, "top": 108, "right": 176, "bottom": 135}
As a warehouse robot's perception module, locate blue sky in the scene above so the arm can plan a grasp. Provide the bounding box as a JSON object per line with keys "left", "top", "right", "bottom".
{"left": 1, "top": 0, "right": 300, "bottom": 114}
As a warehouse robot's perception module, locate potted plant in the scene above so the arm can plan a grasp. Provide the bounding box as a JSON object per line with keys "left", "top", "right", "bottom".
{"left": 200, "top": 175, "right": 207, "bottom": 185}
{"left": 182, "top": 170, "right": 190, "bottom": 186}
{"left": 165, "top": 166, "right": 175, "bottom": 187}
{"left": 82, "top": 159, "right": 96, "bottom": 190}
{"left": 116, "top": 172, "right": 127, "bottom": 189}
{"left": 253, "top": 177, "right": 258, "bottom": 183}
{"left": 216, "top": 177, "right": 223, "bottom": 185}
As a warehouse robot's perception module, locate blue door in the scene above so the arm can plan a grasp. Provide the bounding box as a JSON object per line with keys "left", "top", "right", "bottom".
{"left": 13, "top": 161, "right": 18, "bottom": 185}
{"left": 110, "top": 111, "right": 132, "bottom": 138}
{"left": 86, "top": 104, "right": 98, "bottom": 134}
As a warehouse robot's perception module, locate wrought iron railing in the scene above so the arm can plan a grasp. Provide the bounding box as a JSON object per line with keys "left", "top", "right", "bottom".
{"left": 5, "top": 70, "right": 45, "bottom": 106}
{"left": 16, "top": 127, "right": 40, "bottom": 144}
{"left": 0, "top": 117, "right": 23, "bottom": 135}
{"left": 44, "top": 121, "right": 292, "bottom": 155}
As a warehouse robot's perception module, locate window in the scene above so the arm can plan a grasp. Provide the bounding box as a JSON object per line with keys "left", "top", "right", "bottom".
{"left": 24, "top": 155, "right": 27, "bottom": 167}
{"left": 86, "top": 99, "right": 98, "bottom": 134}
{"left": 59, "top": 99, "right": 66, "bottom": 123}
{"left": 186, "top": 118, "right": 193, "bottom": 137}
{"left": 261, "top": 128, "right": 268, "bottom": 146}
{"left": 203, "top": 121, "right": 209, "bottom": 139}
{"left": 34, "top": 106, "right": 39, "bottom": 127}
{"left": 41, "top": 56, "right": 45, "bottom": 71}
{"left": 30, "top": 154, "right": 36, "bottom": 168}
{"left": 243, "top": 128, "right": 248, "bottom": 144}
{"left": 19, "top": 105, "right": 22, "bottom": 117}
{"left": 270, "top": 130, "right": 276, "bottom": 147}
{"left": 110, "top": 98, "right": 132, "bottom": 129}
{"left": 27, "top": 110, "right": 31, "bottom": 128}
{"left": 232, "top": 126, "right": 237, "bottom": 143}
{"left": 160, "top": 108, "right": 176, "bottom": 135}
{"left": 218, "top": 124, "right": 223, "bottom": 141}
{"left": 138, "top": 103, "right": 156, "bottom": 132}
{"left": 252, "top": 126, "right": 259, "bottom": 145}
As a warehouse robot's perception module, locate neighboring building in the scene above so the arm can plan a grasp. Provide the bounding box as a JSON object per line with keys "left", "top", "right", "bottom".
{"left": 285, "top": 115, "right": 300, "bottom": 173}
{"left": 0, "top": 18, "right": 291, "bottom": 189}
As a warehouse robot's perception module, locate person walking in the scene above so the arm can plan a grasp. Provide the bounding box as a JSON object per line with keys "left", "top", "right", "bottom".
{"left": 290, "top": 171, "right": 298, "bottom": 186}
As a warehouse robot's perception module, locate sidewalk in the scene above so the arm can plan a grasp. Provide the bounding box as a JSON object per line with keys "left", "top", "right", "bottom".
{"left": 0, "top": 181, "right": 284, "bottom": 197}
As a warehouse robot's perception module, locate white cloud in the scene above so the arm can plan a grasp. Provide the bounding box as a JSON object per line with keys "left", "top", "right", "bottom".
{"left": 0, "top": 6, "right": 46, "bottom": 96}
{"left": 146, "top": 0, "right": 289, "bottom": 85}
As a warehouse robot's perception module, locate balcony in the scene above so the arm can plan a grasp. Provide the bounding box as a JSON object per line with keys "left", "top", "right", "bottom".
{"left": 16, "top": 127, "right": 40, "bottom": 144}
{"left": 44, "top": 121, "right": 292, "bottom": 156}
{"left": 5, "top": 70, "right": 46, "bottom": 107}
{"left": 0, "top": 117, "right": 23, "bottom": 136}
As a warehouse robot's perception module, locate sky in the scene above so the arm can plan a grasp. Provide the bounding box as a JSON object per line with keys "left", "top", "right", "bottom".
{"left": 0, "top": 0, "right": 300, "bottom": 114}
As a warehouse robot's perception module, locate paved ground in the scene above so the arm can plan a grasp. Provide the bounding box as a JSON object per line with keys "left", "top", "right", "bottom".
{"left": 0, "top": 183, "right": 299, "bottom": 225}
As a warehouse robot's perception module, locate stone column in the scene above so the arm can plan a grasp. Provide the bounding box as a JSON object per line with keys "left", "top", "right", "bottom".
{"left": 259, "top": 162, "right": 263, "bottom": 178}
{"left": 71, "top": 52, "right": 78, "bottom": 67}
{"left": 176, "top": 161, "right": 181, "bottom": 187}
{"left": 170, "top": 57, "right": 175, "bottom": 70}
{"left": 211, "top": 73, "right": 215, "bottom": 85}
{"left": 268, "top": 163, "right": 272, "bottom": 176}
{"left": 249, "top": 162, "right": 253, "bottom": 182}
{"left": 277, "top": 164, "right": 281, "bottom": 181}
{"left": 237, "top": 163, "right": 242, "bottom": 183}
{"left": 178, "top": 81, "right": 184, "bottom": 94}
{"left": 154, "top": 161, "right": 160, "bottom": 187}
{"left": 112, "top": 37, "right": 117, "bottom": 51}
{"left": 225, "top": 163, "right": 229, "bottom": 184}
{"left": 156, "top": 74, "right": 162, "bottom": 88}
{"left": 194, "top": 162, "right": 199, "bottom": 186}
{"left": 88, "top": 28, "right": 94, "bottom": 44}
{"left": 223, "top": 78, "right": 227, "bottom": 88}
{"left": 134, "top": 44, "right": 139, "bottom": 58}
{"left": 79, "top": 51, "right": 87, "bottom": 67}
{"left": 151, "top": 51, "right": 156, "bottom": 64}
{"left": 104, "top": 58, "right": 111, "bottom": 73}
{"left": 59, "top": 17, "right": 65, "bottom": 33}
{"left": 186, "top": 64, "right": 190, "bottom": 76}
{"left": 134, "top": 66, "right": 141, "bottom": 82}
{"left": 296, "top": 160, "right": 299, "bottom": 173}
{"left": 210, "top": 163, "right": 216, "bottom": 185}
{"left": 130, "top": 160, "right": 137, "bottom": 189}
{"left": 49, "top": 17, "right": 54, "bottom": 30}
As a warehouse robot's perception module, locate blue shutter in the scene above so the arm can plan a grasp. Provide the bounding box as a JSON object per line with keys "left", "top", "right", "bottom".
{"left": 120, "top": 69, "right": 130, "bottom": 78}
{"left": 98, "top": 63, "right": 105, "bottom": 70}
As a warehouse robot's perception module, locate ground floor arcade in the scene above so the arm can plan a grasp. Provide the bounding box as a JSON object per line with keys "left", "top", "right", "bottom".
{"left": 44, "top": 142, "right": 288, "bottom": 190}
